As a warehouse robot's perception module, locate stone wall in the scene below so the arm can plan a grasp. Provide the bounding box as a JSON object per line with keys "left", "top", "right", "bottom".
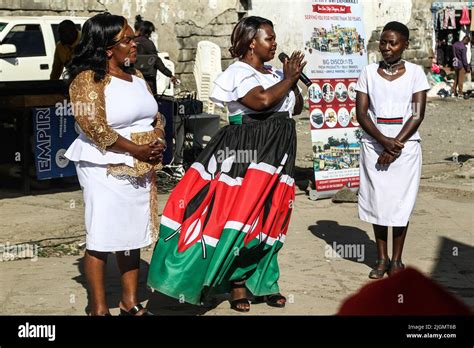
{"left": 173, "top": 9, "right": 240, "bottom": 89}
{"left": 0, "top": 0, "right": 245, "bottom": 90}
{"left": 366, "top": 0, "right": 435, "bottom": 69}
{"left": 0, "top": 0, "right": 106, "bottom": 16}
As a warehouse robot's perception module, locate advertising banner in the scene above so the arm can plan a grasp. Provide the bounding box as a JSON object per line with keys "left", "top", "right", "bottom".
{"left": 32, "top": 105, "right": 78, "bottom": 180}
{"left": 303, "top": 0, "right": 367, "bottom": 199}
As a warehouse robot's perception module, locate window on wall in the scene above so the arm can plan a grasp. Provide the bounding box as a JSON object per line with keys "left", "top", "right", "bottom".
{"left": 2, "top": 24, "right": 46, "bottom": 57}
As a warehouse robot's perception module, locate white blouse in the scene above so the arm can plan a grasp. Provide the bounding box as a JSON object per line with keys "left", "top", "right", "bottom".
{"left": 355, "top": 61, "right": 430, "bottom": 142}
{"left": 210, "top": 61, "right": 297, "bottom": 117}
{"left": 65, "top": 75, "right": 158, "bottom": 166}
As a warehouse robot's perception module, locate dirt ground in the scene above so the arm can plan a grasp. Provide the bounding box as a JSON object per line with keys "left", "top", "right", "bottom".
{"left": 0, "top": 97, "right": 472, "bottom": 315}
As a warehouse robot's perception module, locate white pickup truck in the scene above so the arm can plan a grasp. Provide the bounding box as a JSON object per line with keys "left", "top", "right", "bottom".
{"left": 0, "top": 16, "right": 89, "bottom": 81}
{"left": 0, "top": 15, "right": 176, "bottom": 95}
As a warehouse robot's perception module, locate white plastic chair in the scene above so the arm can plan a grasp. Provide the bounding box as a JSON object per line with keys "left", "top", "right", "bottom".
{"left": 156, "top": 52, "right": 175, "bottom": 97}
{"left": 193, "top": 41, "right": 222, "bottom": 113}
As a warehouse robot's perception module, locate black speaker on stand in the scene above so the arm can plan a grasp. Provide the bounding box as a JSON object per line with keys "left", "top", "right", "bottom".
{"left": 155, "top": 96, "right": 175, "bottom": 165}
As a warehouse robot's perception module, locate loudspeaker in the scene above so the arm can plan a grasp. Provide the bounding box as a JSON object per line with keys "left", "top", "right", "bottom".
{"left": 155, "top": 96, "right": 175, "bottom": 165}
{"left": 175, "top": 98, "right": 203, "bottom": 116}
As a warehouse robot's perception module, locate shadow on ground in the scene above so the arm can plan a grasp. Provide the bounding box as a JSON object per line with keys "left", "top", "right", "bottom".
{"left": 72, "top": 253, "right": 225, "bottom": 315}
{"left": 0, "top": 176, "right": 80, "bottom": 199}
{"left": 308, "top": 220, "right": 378, "bottom": 269}
{"left": 430, "top": 237, "right": 474, "bottom": 308}
{"left": 294, "top": 166, "right": 314, "bottom": 192}
{"left": 146, "top": 291, "right": 225, "bottom": 315}
{"left": 443, "top": 154, "right": 474, "bottom": 162}
{"left": 309, "top": 221, "right": 474, "bottom": 309}
{"left": 72, "top": 254, "right": 151, "bottom": 315}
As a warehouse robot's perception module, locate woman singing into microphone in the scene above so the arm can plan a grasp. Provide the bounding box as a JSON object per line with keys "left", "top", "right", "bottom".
{"left": 147, "top": 16, "right": 306, "bottom": 312}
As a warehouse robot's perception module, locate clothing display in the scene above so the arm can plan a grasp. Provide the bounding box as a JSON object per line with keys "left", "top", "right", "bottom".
{"left": 444, "top": 6, "right": 456, "bottom": 29}
{"left": 460, "top": 5, "right": 471, "bottom": 25}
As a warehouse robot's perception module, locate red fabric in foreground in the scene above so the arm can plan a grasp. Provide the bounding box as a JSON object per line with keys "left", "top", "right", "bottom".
{"left": 337, "top": 267, "right": 472, "bottom": 315}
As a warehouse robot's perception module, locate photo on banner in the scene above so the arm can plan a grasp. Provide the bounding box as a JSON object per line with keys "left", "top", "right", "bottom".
{"left": 303, "top": 0, "right": 367, "bottom": 199}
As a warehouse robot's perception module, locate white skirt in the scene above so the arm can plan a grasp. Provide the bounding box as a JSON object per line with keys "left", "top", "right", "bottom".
{"left": 75, "top": 161, "right": 153, "bottom": 252}
{"left": 358, "top": 140, "right": 422, "bottom": 227}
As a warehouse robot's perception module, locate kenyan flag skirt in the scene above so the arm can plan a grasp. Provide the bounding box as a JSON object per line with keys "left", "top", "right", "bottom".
{"left": 147, "top": 111, "right": 296, "bottom": 305}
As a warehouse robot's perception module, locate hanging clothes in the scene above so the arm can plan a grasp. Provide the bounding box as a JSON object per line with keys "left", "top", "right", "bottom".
{"left": 438, "top": 8, "right": 445, "bottom": 30}
{"left": 471, "top": 7, "right": 474, "bottom": 31}
{"left": 460, "top": 6, "right": 471, "bottom": 25}
{"left": 444, "top": 6, "right": 456, "bottom": 29}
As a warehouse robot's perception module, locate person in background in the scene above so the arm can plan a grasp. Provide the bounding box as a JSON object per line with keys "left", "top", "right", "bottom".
{"left": 50, "top": 20, "right": 80, "bottom": 80}
{"left": 435, "top": 39, "right": 446, "bottom": 67}
{"left": 134, "top": 15, "right": 178, "bottom": 95}
{"left": 452, "top": 35, "right": 471, "bottom": 98}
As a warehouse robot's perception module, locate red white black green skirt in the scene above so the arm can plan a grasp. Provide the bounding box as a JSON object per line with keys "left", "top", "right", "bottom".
{"left": 147, "top": 112, "right": 296, "bottom": 305}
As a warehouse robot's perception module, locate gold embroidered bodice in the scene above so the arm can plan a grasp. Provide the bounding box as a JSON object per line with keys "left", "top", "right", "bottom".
{"left": 69, "top": 69, "right": 165, "bottom": 177}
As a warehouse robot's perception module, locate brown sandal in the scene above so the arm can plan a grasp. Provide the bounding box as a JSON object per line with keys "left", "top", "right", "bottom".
{"left": 119, "top": 303, "right": 153, "bottom": 316}
{"left": 368, "top": 258, "right": 390, "bottom": 279}
{"left": 388, "top": 260, "right": 405, "bottom": 276}
{"left": 229, "top": 282, "right": 250, "bottom": 312}
{"left": 253, "top": 294, "right": 286, "bottom": 308}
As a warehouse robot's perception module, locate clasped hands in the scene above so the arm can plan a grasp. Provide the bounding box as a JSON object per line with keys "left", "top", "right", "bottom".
{"left": 133, "top": 139, "right": 166, "bottom": 165}
{"left": 378, "top": 137, "right": 404, "bottom": 166}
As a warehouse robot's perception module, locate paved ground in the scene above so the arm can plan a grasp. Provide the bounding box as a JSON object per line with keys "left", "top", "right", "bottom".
{"left": 0, "top": 98, "right": 472, "bottom": 315}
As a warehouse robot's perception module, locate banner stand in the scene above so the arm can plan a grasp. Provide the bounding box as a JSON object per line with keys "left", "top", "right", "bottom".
{"left": 303, "top": 0, "right": 368, "bottom": 200}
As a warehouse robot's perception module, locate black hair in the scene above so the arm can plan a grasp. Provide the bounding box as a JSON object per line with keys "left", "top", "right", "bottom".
{"left": 382, "top": 21, "right": 409, "bottom": 41}
{"left": 229, "top": 16, "right": 273, "bottom": 59}
{"left": 67, "top": 12, "right": 134, "bottom": 84}
{"left": 58, "top": 19, "right": 78, "bottom": 45}
{"left": 135, "top": 15, "right": 155, "bottom": 37}
{"left": 134, "top": 15, "right": 143, "bottom": 31}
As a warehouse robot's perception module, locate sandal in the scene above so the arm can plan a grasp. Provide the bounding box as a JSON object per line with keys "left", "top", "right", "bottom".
{"left": 388, "top": 260, "right": 405, "bottom": 276}
{"left": 229, "top": 282, "right": 250, "bottom": 312}
{"left": 253, "top": 293, "right": 286, "bottom": 308}
{"left": 119, "top": 303, "right": 153, "bottom": 316}
{"left": 368, "top": 258, "right": 390, "bottom": 279}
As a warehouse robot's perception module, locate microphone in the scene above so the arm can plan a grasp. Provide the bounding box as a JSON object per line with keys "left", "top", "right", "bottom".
{"left": 278, "top": 52, "right": 312, "bottom": 87}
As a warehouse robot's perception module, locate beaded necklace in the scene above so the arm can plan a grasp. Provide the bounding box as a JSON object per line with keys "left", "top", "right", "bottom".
{"left": 380, "top": 59, "right": 404, "bottom": 76}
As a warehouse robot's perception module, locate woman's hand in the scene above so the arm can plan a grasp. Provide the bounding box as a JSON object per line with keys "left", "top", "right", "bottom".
{"left": 381, "top": 136, "right": 404, "bottom": 156}
{"left": 283, "top": 50, "right": 307, "bottom": 85}
{"left": 132, "top": 141, "right": 165, "bottom": 164}
{"left": 377, "top": 150, "right": 397, "bottom": 166}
